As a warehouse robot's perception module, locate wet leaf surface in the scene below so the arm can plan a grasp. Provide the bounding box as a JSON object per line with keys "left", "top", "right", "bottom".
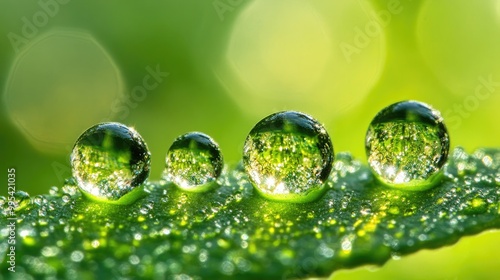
{"left": 1, "top": 147, "right": 499, "bottom": 279}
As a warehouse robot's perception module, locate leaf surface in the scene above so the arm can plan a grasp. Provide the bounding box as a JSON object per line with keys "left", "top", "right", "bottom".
{"left": 1, "top": 147, "right": 499, "bottom": 279}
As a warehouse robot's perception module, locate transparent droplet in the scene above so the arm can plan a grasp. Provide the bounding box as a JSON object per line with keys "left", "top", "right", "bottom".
{"left": 243, "top": 111, "right": 334, "bottom": 203}
{"left": 14, "top": 191, "right": 31, "bottom": 211}
{"left": 71, "top": 122, "right": 151, "bottom": 203}
{"left": 365, "top": 101, "right": 450, "bottom": 190}
{"left": 163, "top": 132, "right": 223, "bottom": 192}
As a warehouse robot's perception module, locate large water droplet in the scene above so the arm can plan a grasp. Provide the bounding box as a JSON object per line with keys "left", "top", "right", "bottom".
{"left": 365, "top": 101, "right": 450, "bottom": 190}
{"left": 243, "top": 111, "right": 334, "bottom": 203}
{"left": 71, "top": 122, "right": 151, "bottom": 203}
{"left": 163, "top": 132, "right": 223, "bottom": 192}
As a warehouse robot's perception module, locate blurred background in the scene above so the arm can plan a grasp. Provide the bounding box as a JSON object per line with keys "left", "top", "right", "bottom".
{"left": 0, "top": 0, "right": 499, "bottom": 278}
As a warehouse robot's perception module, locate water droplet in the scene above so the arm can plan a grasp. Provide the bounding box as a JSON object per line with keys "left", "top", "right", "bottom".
{"left": 41, "top": 246, "right": 60, "bottom": 257}
{"left": 463, "top": 197, "right": 488, "bottom": 215}
{"left": 360, "top": 205, "right": 371, "bottom": 216}
{"left": 388, "top": 205, "right": 400, "bottom": 215}
{"left": 62, "top": 185, "right": 79, "bottom": 196}
{"left": 71, "top": 122, "right": 151, "bottom": 203}
{"left": 220, "top": 260, "right": 235, "bottom": 275}
{"left": 404, "top": 205, "right": 417, "bottom": 216}
{"left": 0, "top": 196, "right": 6, "bottom": 209}
{"left": 129, "top": 255, "right": 140, "bottom": 265}
{"left": 243, "top": 111, "right": 334, "bottom": 203}
{"left": 365, "top": 101, "right": 449, "bottom": 190}
{"left": 163, "top": 132, "right": 223, "bottom": 192}
{"left": 391, "top": 252, "right": 402, "bottom": 260}
{"left": 71, "top": 250, "right": 84, "bottom": 262}
{"left": 14, "top": 191, "right": 31, "bottom": 211}
{"left": 62, "top": 195, "right": 71, "bottom": 204}
{"left": 49, "top": 186, "right": 59, "bottom": 196}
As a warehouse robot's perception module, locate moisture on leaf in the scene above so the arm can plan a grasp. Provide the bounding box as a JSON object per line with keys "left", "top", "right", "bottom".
{"left": 1, "top": 147, "right": 499, "bottom": 279}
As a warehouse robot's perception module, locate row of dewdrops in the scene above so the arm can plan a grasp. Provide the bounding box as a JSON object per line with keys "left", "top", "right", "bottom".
{"left": 70, "top": 100, "right": 450, "bottom": 204}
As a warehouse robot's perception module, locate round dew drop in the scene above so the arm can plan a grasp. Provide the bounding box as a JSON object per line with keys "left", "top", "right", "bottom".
{"left": 14, "top": 191, "right": 31, "bottom": 211}
{"left": 163, "top": 132, "right": 223, "bottom": 192}
{"left": 71, "top": 123, "right": 151, "bottom": 203}
{"left": 365, "top": 101, "right": 450, "bottom": 190}
{"left": 243, "top": 111, "right": 334, "bottom": 203}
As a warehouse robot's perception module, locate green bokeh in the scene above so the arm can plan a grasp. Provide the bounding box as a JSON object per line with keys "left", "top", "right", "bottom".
{"left": 0, "top": 0, "right": 499, "bottom": 279}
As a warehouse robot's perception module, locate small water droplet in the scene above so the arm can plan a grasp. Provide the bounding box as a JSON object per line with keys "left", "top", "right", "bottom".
{"left": 388, "top": 205, "right": 400, "bottom": 215}
{"left": 404, "top": 205, "right": 417, "bottom": 216}
{"left": 70, "top": 122, "right": 151, "bottom": 203}
{"left": 243, "top": 111, "right": 334, "bottom": 203}
{"left": 62, "top": 194, "right": 71, "bottom": 204}
{"left": 220, "top": 260, "right": 235, "bottom": 275}
{"left": 33, "top": 195, "right": 44, "bottom": 206}
{"left": 340, "top": 235, "right": 354, "bottom": 252}
{"left": 41, "top": 246, "right": 60, "bottom": 257}
{"left": 49, "top": 186, "right": 60, "bottom": 196}
{"left": 463, "top": 197, "right": 488, "bottom": 214}
{"left": 14, "top": 191, "right": 31, "bottom": 210}
{"left": 129, "top": 255, "right": 140, "bottom": 265}
{"left": 0, "top": 196, "right": 6, "bottom": 209}
{"left": 62, "top": 185, "right": 79, "bottom": 196}
{"left": 360, "top": 206, "right": 371, "bottom": 216}
{"left": 64, "top": 177, "right": 77, "bottom": 186}
{"left": 418, "top": 234, "right": 428, "bottom": 241}
{"left": 163, "top": 132, "right": 223, "bottom": 192}
{"left": 365, "top": 101, "right": 449, "bottom": 190}
{"left": 139, "top": 207, "right": 149, "bottom": 215}
{"left": 391, "top": 252, "right": 402, "bottom": 260}
{"left": 71, "top": 250, "right": 84, "bottom": 262}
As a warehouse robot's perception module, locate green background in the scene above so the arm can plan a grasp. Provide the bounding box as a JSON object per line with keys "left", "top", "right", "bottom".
{"left": 0, "top": 0, "right": 499, "bottom": 278}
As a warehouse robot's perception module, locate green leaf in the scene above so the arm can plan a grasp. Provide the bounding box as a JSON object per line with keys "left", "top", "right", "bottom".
{"left": 1, "top": 147, "right": 500, "bottom": 279}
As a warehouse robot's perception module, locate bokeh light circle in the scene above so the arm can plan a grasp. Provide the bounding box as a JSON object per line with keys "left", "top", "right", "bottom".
{"left": 4, "top": 29, "right": 124, "bottom": 154}
{"left": 215, "top": 0, "right": 385, "bottom": 121}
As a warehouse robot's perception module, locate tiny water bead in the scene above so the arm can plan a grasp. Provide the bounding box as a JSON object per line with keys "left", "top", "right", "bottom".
{"left": 365, "top": 101, "right": 450, "bottom": 190}
{"left": 71, "top": 122, "right": 151, "bottom": 203}
{"left": 163, "top": 132, "right": 223, "bottom": 192}
{"left": 243, "top": 111, "right": 334, "bottom": 203}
